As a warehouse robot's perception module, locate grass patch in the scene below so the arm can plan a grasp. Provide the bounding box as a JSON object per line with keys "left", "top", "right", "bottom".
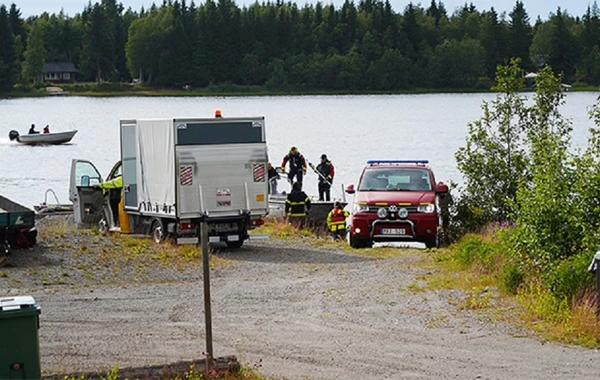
{"left": 426, "top": 231, "right": 600, "bottom": 348}
{"left": 38, "top": 218, "right": 79, "bottom": 240}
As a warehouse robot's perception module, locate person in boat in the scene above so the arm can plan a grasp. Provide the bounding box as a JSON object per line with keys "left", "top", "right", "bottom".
{"left": 315, "top": 154, "right": 335, "bottom": 201}
{"left": 215, "top": 109, "right": 222, "bottom": 118}
{"left": 94, "top": 176, "right": 123, "bottom": 226}
{"left": 267, "top": 162, "right": 280, "bottom": 195}
{"left": 281, "top": 146, "right": 307, "bottom": 190}
{"left": 43, "top": 125, "right": 50, "bottom": 134}
{"left": 327, "top": 201, "right": 350, "bottom": 240}
{"left": 284, "top": 181, "right": 311, "bottom": 228}
{"left": 28, "top": 124, "right": 39, "bottom": 134}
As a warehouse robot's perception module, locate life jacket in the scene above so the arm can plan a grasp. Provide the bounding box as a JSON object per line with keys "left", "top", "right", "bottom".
{"left": 285, "top": 190, "right": 311, "bottom": 216}
{"left": 317, "top": 161, "right": 334, "bottom": 183}
{"left": 327, "top": 207, "right": 349, "bottom": 232}
{"left": 282, "top": 153, "right": 307, "bottom": 174}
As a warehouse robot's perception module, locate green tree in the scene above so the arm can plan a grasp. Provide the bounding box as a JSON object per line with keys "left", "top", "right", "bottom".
{"left": 548, "top": 8, "right": 577, "bottom": 78}
{"left": 22, "top": 18, "right": 47, "bottom": 84}
{"left": 579, "top": 3, "right": 600, "bottom": 83}
{"left": 508, "top": 1, "right": 532, "bottom": 69}
{"left": 431, "top": 38, "right": 485, "bottom": 88}
{"left": 479, "top": 8, "right": 507, "bottom": 77}
{"left": 454, "top": 59, "right": 529, "bottom": 230}
{"left": 125, "top": 10, "right": 166, "bottom": 83}
{"left": 530, "top": 19, "right": 552, "bottom": 68}
{"left": 81, "top": 3, "right": 115, "bottom": 83}
{"left": 0, "top": 5, "right": 15, "bottom": 92}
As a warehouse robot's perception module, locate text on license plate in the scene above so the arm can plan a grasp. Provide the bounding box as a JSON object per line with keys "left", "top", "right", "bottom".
{"left": 381, "top": 228, "right": 406, "bottom": 235}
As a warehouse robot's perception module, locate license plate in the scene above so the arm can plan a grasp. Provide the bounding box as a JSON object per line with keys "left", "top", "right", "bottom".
{"left": 214, "top": 223, "right": 236, "bottom": 231}
{"left": 177, "top": 237, "right": 199, "bottom": 245}
{"left": 381, "top": 228, "right": 406, "bottom": 235}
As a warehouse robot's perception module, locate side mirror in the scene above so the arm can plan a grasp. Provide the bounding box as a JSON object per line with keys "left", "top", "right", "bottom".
{"left": 345, "top": 184, "right": 355, "bottom": 194}
{"left": 81, "top": 175, "right": 90, "bottom": 187}
{"left": 436, "top": 182, "right": 449, "bottom": 194}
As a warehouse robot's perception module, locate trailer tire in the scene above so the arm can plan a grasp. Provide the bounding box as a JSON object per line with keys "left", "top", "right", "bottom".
{"left": 151, "top": 218, "right": 166, "bottom": 244}
{"left": 226, "top": 240, "right": 244, "bottom": 249}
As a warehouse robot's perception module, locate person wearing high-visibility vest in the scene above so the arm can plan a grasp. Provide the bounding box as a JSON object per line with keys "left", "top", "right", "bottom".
{"left": 327, "top": 201, "right": 350, "bottom": 239}
{"left": 284, "top": 181, "right": 311, "bottom": 228}
{"left": 94, "top": 176, "right": 123, "bottom": 225}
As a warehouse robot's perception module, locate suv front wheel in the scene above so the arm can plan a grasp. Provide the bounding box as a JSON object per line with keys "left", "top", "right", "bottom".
{"left": 348, "top": 232, "right": 373, "bottom": 249}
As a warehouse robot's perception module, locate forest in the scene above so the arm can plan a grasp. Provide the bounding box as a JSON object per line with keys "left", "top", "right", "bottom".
{"left": 0, "top": 0, "right": 599, "bottom": 92}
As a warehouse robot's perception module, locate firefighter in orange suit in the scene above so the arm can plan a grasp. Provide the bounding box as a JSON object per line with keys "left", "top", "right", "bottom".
{"left": 327, "top": 201, "right": 350, "bottom": 239}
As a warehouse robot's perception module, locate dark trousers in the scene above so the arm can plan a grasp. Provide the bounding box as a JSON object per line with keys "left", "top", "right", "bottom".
{"left": 287, "top": 170, "right": 304, "bottom": 189}
{"left": 318, "top": 182, "right": 331, "bottom": 201}
{"left": 287, "top": 216, "right": 307, "bottom": 229}
{"left": 330, "top": 228, "right": 346, "bottom": 240}
{"left": 110, "top": 198, "right": 120, "bottom": 226}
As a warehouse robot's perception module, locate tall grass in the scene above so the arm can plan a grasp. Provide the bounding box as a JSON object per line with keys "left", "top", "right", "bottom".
{"left": 436, "top": 227, "right": 600, "bottom": 347}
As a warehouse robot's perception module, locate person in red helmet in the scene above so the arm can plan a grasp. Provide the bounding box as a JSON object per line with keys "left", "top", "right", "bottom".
{"left": 215, "top": 109, "right": 222, "bottom": 118}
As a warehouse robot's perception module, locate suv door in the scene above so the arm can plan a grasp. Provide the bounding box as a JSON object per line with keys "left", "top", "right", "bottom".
{"left": 69, "top": 159, "right": 104, "bottom": 226}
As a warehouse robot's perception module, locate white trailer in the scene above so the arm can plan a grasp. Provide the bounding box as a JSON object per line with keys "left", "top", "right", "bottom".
{"left": 70, "top": 116, "right": 269, "bottom": 247}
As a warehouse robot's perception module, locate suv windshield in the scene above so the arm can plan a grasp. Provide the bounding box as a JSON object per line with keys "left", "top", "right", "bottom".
{"left": 358, "top": 168, "right": 432, "bottom": 191}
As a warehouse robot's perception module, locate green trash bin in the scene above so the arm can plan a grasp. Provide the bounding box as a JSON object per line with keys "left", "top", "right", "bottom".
{"left": 0, "top": 296, "right": 41, "bottom": 379}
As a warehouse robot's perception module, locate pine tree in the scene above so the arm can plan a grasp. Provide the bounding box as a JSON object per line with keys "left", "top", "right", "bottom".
{"left": 0, "top": 5, "right": 16, "bottom": 92}
{"left": 23, "top": 18, "right": 47, "bottom": 84}
{"left": 508, "top": 1, "right": 532, "bottom": 69}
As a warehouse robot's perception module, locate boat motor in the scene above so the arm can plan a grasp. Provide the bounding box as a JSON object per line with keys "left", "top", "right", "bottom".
{"left": 8, "top": 130, "right": 19, "bottom": 141}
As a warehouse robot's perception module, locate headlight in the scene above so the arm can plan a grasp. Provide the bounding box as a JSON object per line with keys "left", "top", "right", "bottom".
{"left": 417, "top": 204, "right": 435, "bottom": 213}
{"left": 398, "top": 207, "right": 409, "bottom": 219}
{"left": 354, "top": 204, "right": 370, "bottom": 213}
{"left": 377, "top": 207, "right": 388, "bottom": 219}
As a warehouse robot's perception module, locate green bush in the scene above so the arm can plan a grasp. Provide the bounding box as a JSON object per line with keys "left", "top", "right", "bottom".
{"left": 502, "top": 263, "right": 524, "bottom": 294}
{"left": 543, "top": 253, "right": 595, "bottom": 302}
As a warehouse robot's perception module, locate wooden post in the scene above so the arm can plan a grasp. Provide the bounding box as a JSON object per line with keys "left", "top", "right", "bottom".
{"left": 201, "top": 221, "right": 213, "bottom": 370}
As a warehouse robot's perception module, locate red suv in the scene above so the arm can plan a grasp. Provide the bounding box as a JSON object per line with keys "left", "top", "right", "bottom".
{"left": 345, "top": 160, "right": 449, "bottom": 249}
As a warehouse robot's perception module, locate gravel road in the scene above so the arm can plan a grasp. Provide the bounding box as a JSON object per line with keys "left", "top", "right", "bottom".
{"left": 1, "top": 216, "right": 600, "bottom": 379}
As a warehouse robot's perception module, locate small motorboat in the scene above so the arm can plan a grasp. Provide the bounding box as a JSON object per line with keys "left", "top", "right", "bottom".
{"left": 8, "top": 129, "right": 77, "bottom": 145}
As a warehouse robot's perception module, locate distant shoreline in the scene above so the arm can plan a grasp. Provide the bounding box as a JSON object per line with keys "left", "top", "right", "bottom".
{"left": 3, "top": 84, "right": 599, "bottom": 99}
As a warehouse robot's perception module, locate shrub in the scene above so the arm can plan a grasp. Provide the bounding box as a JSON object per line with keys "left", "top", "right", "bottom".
{"left": 502, "top": 263, "right": 524, "bottom": 294}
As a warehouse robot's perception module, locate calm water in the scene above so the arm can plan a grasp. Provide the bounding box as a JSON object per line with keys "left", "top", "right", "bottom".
{"left": 1, "top": 93, "right": 599, "bottom": 208}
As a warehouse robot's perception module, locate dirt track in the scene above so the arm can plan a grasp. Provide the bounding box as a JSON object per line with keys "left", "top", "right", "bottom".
{"left": 2, "top": 218, "right": 600, "bottom": 379}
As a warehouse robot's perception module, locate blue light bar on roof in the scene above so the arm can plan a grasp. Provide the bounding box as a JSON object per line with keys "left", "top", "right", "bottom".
{"left": 367, "top": 160, "right": 429, "bottom": 165}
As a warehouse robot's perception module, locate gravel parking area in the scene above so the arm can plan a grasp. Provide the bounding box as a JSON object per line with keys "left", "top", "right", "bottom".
{"left": 1, "top": 216, "right": 600, "bottom": 379}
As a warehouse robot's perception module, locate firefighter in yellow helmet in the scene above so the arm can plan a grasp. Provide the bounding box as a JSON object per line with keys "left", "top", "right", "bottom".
{"left": 327, "top": 201, "right": 350, "bottom": 240}
{"left": 281, "top": 146, "right": 307, "bottom": 190}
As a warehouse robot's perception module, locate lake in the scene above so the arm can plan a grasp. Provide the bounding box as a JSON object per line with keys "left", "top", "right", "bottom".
{"left": 1, "top": 93, "right": 599, "bottom": 208}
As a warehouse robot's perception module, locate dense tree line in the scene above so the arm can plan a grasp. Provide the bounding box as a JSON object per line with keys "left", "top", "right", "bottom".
{"left": 1, "top": 0, "right": 600, "bottom": 92}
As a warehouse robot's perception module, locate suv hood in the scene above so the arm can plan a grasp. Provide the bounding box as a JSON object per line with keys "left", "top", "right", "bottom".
{"left": 355, "top": 190, "right": 435, "bottom": 205}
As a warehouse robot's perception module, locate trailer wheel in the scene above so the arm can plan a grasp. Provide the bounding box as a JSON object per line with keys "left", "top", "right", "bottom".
{"left": 151, "top": 219, "right": 166, "bottom": 244}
